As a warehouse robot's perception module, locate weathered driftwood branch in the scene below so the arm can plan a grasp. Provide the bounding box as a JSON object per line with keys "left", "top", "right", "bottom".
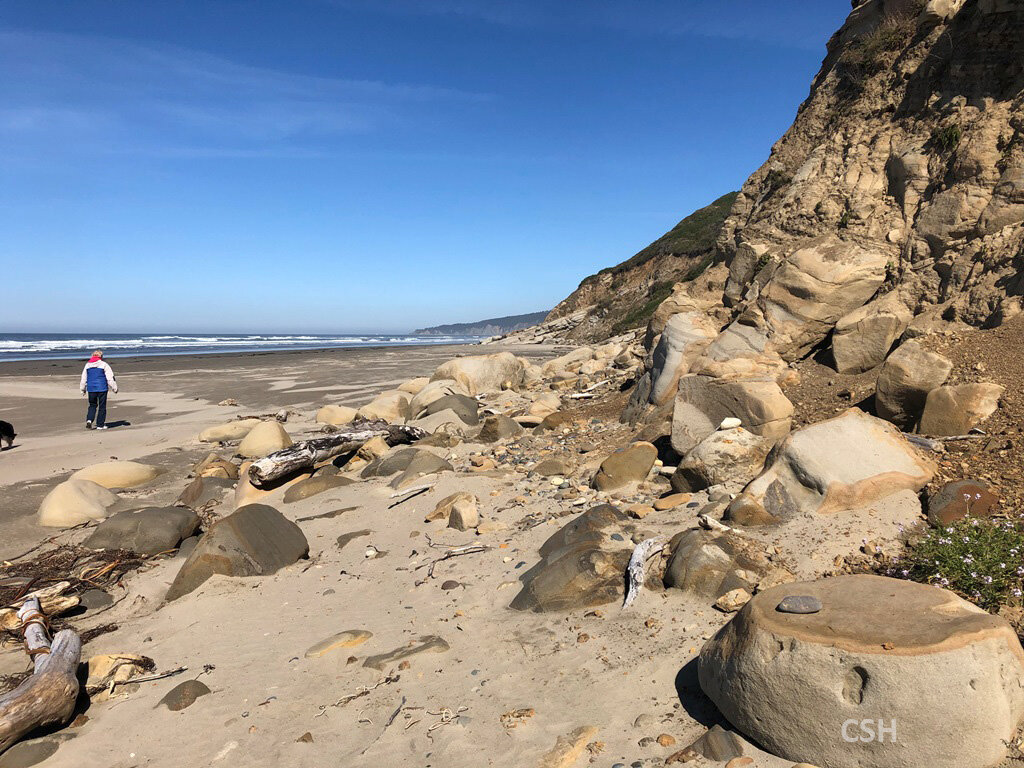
{"left": 0, "top": 598, "right": 81, "bottom": 753}
{"left": 248, "top": 420, "right": 427, "bottom": 487}
{"left": 904, "top": 432, "right": 988, "bottom": 453}
{"left": 623, "top": 537, "right": 667, "bottom": 609}
{"left": 0, "top": 583, "right": 79, "bottom": 632}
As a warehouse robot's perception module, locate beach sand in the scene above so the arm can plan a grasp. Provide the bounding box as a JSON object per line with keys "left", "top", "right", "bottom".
{"left": 0, "top": 343, "right": 910, "bottom": 768}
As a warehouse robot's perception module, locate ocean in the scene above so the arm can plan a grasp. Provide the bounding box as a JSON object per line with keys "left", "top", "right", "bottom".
{"left": 0, "top": 333, "right": 483, "bottom": 362}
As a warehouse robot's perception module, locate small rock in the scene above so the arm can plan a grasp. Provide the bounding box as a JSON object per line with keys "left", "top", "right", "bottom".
{"left": 296, "top": 732, "right": 314, "bottom": 743}
{"left": 719, "top": 417, "right": 741, "bottom": 430}
{"left": 654, "top": 493, "right": 690, "bottom": 511}
{"left": 441, "top": 580, "right": 461, "bottom": 591}
{"left": 304, "top": 630, "right": 372, "bottom": 658}
{"left": 714, "top": 588, "right": 752, "bottom": 613}
{"left": 776, "top": 595, "right": 822, "bottom": 614}
{"left": 158, "top": 679, "right": 211, "bottom": 711}
{"left": 657, "top": 733, "right": 676, "bottom": 747}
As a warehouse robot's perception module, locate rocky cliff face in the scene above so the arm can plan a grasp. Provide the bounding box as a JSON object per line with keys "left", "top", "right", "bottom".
{"left": 545, "top": 192, "right": 737, "bottom": 343}
{"left": 720, "top": 0, "right": 1024, "bottom": 332}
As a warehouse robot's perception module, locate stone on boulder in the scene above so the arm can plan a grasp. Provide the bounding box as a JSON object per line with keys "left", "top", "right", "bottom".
{"left": 672, "top": 427, "right": 771, "bottom": 493}
{"left": 699, "top": 575, "right": 1024, "bottom": 768}
{"left": 356, "top": 390, "right": 412, "bottom": 423}
{"left": 592, "top": 442, "right": 657, "bottom": 491}
{"left": 315, "top": 404, "right": 357, "bottom": 426}
{"left": 727, "top": 409, "right": 935, "bottom": 526}
{"left": 238, "top": 421, "right": 293, "bottom": 459}
{"left": 198, "top": 418, "right": 261, "bottom": 443}
{"left": 165, "top": 504, "right": 308, "bottom": 601}
{"left": 193, "top": 453, "right": 239, "bottom": 480}
{"left": 647, "top": 312, "right": 718, "bottom": 405}
{"left": 38, "top": 479, "right": 118, "bottom": 528}
{"left": 831, "top": 292, "right": 912, "bottom": 374}
{"left": 672, "top": 375, "right": 793, "bottom": 455}
{"left": 874, "top": 341, "right": 953, "bottom": 428}
{"left": 71, "top": 461, "right": 161, "bottom": 489}
{"left": 431, "top": 352, "right": 526, "bottom": 395}
{"left": 755, "top": 237, "right": 889, "bottom": 360}
{"left": 84, "top": 507, "right": 200, "bottom": 556}
{"left": 478, "top": 414, "right": 524, "bottom": 443}
{"left": 918, "top": 383, "right": 1003, "bottom": 436}
{"left": 510, "top": 504, "right": 631, "bottom": 612}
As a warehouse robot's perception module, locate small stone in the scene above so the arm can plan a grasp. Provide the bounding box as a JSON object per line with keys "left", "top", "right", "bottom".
{"left": 725, "top": 759, "right": 753, "bottom": 768}
{"left": 296, "top": 732, "right": 314, "bottom": 743}
{"left": 441, "top": 580, "right": 461, "bottom": 591}
{"left": 304, "top": 630, "right": 373, "bottom": 658}
{"left": 719, "top": 417, "right": 742, "bottom": 430}
{"left": 714, "top": 588, "right": 751, "bottom": 613}
{"left": 654, "top": 493, "right": 691, "bottom": 511}
{"left": 657, "top": 733, "right": 676, "bottom": 747}
{"left": 158, "top": 679, "right": 211, "bottom": 711}
{"left": 776, "top": 595, "right": 822, "bottom": 614}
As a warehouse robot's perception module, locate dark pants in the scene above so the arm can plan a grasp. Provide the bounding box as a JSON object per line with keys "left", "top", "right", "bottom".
{"left": 87, "top": 391, "right": 108, "bottom": 427}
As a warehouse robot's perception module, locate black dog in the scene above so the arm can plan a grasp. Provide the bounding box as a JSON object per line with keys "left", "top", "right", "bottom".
{"left": 0, "top": 420, "right": 15, "bottom": 450}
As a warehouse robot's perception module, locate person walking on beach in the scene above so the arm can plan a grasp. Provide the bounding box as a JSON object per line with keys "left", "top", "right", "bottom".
{"left": 79, "top": 350, "right": 118, "bottom": 430}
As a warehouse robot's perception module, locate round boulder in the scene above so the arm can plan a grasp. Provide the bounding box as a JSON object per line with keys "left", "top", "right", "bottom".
{"left": 71, "top": 460, "right": 161, "bottom": 489}
{"left": 698, "top": 575, "right": 1024, "bottom": 768}
{"left": 198, "top": 418, "right": 261, "bottom": 443}
{"left": 315, "top": 404, "right": 357, "bottom": 426}
{"left": 38, "top": 479, "right": 118, "bottom": 528}
{"left": 238, "top": 421, "right": 293, "bottom": 459}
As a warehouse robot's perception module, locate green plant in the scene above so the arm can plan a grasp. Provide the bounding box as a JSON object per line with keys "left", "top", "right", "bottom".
{"left": 888, "top": 516, "right": 1024, "bottom": 611}
{"left": 610, "top": 281, "right": 675, "bottom": 335}
{"left": 756, "top": 252, "right": 771, "bottom": 272}
{"left": 838, "top": 210, "right": 851, "bottom": 229}
{"left": 763, "top": 169, "right": 791, "bottom": 196}
{"left": 931, "top": 124, "right": 962, "bottom": 154}
{"left": 837, "top": 9, "right": 917, "bottom": 92}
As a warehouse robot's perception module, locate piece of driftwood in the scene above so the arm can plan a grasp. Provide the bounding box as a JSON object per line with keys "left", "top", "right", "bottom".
{"left": 697, "top": 514, "right": 733, "bottom": 534}
{"left": 0, "top": 582, "right": 79, "bottom": 632}
{"left": 0, "top": 598, "right": 81, "bottom": 753}
{"left": 623, "top": 537, "right": 667, "bottom": 609}
{"left": 248, "top": 421, "right": 427, "bottom": 487}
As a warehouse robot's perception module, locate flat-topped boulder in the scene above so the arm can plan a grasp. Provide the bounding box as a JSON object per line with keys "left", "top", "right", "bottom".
{"left": 71, "top": 461, "right": 161, "bottom": 489}
{"left": 315, "top": 404, "right": 357, "bottom": 426}
{"left": 727, "top": 408, "right": 935, "bottom": 526}
{"left": 430, "top": 352, "right": 526, "bottom": 395}
{"left": 356, "top": 390, "right": 412, "bottom": 423}
{"left": 166, "top": 504, "right": 308, "bottom": 601}
{"left": 699, "top": 575, "right": 1024, "bottom": 768}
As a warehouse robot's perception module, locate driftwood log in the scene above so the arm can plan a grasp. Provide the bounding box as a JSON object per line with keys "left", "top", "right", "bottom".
{"left": 0, "top": 598, "right": 81, "bottom": 753}
{"left": 248, "top": 420, "right": 427, "bottom": 487}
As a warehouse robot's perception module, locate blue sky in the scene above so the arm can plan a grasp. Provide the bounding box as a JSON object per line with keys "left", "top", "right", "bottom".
{"left": 0, "top": 1, "right": 850, "bottom": 333}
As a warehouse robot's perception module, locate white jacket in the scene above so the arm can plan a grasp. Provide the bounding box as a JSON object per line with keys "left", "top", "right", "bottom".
{"left": 80, "top": 360, "right": 118, "bottom": 394}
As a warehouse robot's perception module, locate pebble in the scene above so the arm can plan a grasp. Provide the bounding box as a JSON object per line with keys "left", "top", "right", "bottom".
{"left": 441, "top": 580, "right": 461, "bottom": 591}
{"left": 776, "top": 595, "right": 822, "bottom": 614}
{"left": 653, "top": 493, "right": 690, "bottom": 511}
{"left": 158, "top": 680, "right": 211, "bottom": 711}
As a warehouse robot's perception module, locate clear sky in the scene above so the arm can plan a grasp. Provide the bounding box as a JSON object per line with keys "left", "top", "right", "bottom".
{"left": 1, "top": 1, "right": 850, "bottom": 334}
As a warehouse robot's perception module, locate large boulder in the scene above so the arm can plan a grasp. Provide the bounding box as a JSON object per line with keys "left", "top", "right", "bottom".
{"left": 672, "top": 427, "right": 771, "bottom": 493}
{"left": 282, "top": 474, "right": 355, "bottom": 503}
{"left": 478, "top": 414, "right": 524, "bottom": 443}
{"left": 356, "top": 390, "right": 412, "bottom": 423}
{"left": 71, "top": 461, "right": 161, "bottom": 489}
{"left": 699, "top": 575, "right": 1024, "bottom": 768}
{"left": 918, "top": 383, "right": 1003, "bottom": 436}
{"left": 165, "top": 504, "right": 308, "bottom": 601}
{"left": 315, "top": 404, "right": 357, "bottom": 426}
{"left": 238, "top": 421, "right": 293, "bottom": 459}
{"left": 647, "top": 312, "right": 717, "bottom": 405}
{"left": 664, "top": 529, "right": 782, "bottom": 599}
{"left": 198, "top": 418, "right": 261, "bottom": 443}
{"left": 38, "top": 479, "right": 118, "bottom": 528}
{"left": 360, "top": 447, "right": 424, "bottom": 478}
{"left": 874, "top": 341, "right": 953, "bottom": 428}
{"left": 409, "top": 379, "right": 470, "bottom": 415}
{"left": 727, "top": 409, "right": 935, "bottom": 526}
{"left": 831, "top": 292, "right": 912, "bottom": 374}
{"left": 510, "top": 505, "right": 631, "bottom": 612}
{"left": 85, "top": 507, "right": 200, "bottom": 556}
{"left": 389, "top": 451, "right": 453, "bottom": 490}
{"left": 755, "top": 237, "right": 889, "bottom": 360}
{"left": 541, "top": 347, "right": 595, "bottom": 377}
{"left": 422, "top": 394, "right": 479, "bottom": 425}
{"left": 671, "top": 375, "right": 793, "bottom": 455}
{"left": 430, "top": 352, "right": 526, "bottom": 395}
{"left": 592, "top": 442, "right": 657, "bottom": 491}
